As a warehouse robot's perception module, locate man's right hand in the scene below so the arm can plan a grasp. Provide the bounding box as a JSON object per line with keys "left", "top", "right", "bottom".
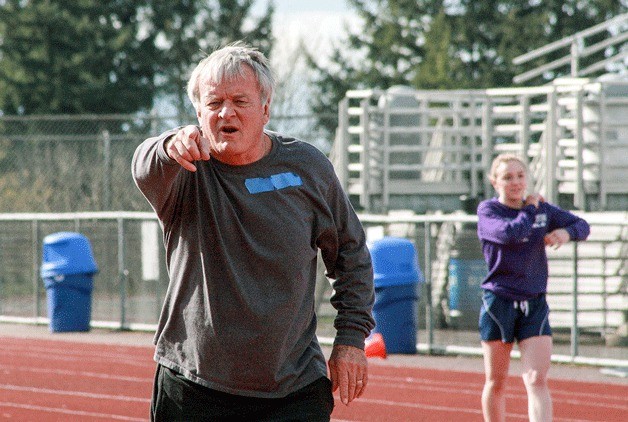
{"left": 165, "top": 125, "right": 211, "bottom": 172}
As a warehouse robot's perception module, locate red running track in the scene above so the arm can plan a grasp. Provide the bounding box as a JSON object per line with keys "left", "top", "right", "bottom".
{"left": 0, "top": 337, "right": 626, "bottom": 421}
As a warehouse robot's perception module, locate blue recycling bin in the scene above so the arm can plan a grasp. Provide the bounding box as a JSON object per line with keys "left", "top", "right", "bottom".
{"left": 448, "top": 258, "right": 487, "bottom": 324}
{"left": 369, "top": 237, "right": 423, "bottom": 354}
{"left": 41, "top": 232, "right": 98, "bottom": 332}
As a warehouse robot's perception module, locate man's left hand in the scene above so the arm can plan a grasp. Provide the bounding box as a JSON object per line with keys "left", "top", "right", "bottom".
{"left": 328, "top": 344, "right": 368, "bottom": 405}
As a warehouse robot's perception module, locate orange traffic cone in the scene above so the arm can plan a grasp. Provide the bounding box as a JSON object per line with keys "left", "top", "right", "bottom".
{"left": 365, "top": 332, "right": 387, "bottom": 359}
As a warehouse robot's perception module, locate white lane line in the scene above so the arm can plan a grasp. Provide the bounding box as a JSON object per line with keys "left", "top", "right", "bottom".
{"left": 551, "top": 388, "right": 628, "bottom": 402}
{"left": 549, "top": 396, "right": 628, "bottom": 412}
{"left": 552, "top": 418, "right": 606, "bottom": 422}
{"left": 348, "top": 397, "right": 486, "bottom": 416}
{"left": 0, "top": 350, "right": 150, "bottom": 368}
{"left": 371, "top": 374, "right": 628, "bottom": 403}
{"left": 372, "top": 373, "right": 482, "bottom": 388}
{"left": 367, "top": 380, "right": 628, "bottom": 411}
{"left": 346, "top": 398, "right": 599, "bottom": 421}
{"left": 0, "top": 401, "right": 145, "bottom": 421}
{"left": 0, "top": 364, "right": 152, "bottom": 383}
{"left": 2, "top": 344, "right": 151, "bottom": 363}
{"left": 0, "top": 384, "right": 150, "bottom": 403}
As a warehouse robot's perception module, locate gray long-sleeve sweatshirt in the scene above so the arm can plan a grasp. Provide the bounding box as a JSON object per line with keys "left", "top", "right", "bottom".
{"left": 132, "top": 129, "right": 374, "bottom": 398}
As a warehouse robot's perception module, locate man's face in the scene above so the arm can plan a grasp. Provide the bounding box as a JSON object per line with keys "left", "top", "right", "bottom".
{"left": 197, "top": 65, "right": 270, "bottom": 165}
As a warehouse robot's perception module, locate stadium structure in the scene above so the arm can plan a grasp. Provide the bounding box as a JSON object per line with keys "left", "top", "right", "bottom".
{"left": 326, "top": 14, "right": 627, "bottom": 344}
{"left": 332, "top": 13, "right": 628, "bottom": 214}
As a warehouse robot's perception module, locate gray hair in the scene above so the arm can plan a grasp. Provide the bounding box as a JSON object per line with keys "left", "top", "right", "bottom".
{"left": 187, "top": 41, "right": 275, "bottom": 111}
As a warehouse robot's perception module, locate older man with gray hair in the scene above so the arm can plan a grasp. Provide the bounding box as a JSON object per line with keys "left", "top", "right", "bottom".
{"left": 132, "top": 41, "right": 375, "bottom": 421}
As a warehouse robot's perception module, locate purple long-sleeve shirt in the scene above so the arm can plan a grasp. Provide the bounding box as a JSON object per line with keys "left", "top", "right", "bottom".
{"left": 477, "top": 198, "right": 590, "bottom": 301}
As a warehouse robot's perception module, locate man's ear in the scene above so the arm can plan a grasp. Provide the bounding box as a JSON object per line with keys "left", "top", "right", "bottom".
{"left": 263, "top": 99, "right": 271, "bottom": 124}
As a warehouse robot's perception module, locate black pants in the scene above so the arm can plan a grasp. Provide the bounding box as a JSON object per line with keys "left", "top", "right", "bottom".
{"left": 151, "top": 365, "right": 334, "bottom": 422}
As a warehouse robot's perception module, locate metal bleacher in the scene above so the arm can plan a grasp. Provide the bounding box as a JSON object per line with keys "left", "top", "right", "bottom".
{"left": 332, "top": 13, "right": 628, "bottom": 214}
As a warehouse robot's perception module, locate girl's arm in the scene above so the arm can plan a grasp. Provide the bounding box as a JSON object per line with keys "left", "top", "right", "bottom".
{"left": 544, "top": 204, "right": 590, "bottom": 247}
{"left": 477, "top": 200, "right": 537, "bottom": 244}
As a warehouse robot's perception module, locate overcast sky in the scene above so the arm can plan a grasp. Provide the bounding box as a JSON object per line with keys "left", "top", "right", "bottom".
{"left": 253, "top": 0, "right": 351, "bottom": 15}
{"left": 250, "top": 1, "right": 362, "bottom": 147}
{"left": 253, "top": 0, "right": 360, "bottom": 58}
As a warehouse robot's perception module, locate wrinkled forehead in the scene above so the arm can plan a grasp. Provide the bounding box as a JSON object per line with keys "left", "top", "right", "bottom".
{"left": 199, "top": 64, "right": 260, "bottom": 97}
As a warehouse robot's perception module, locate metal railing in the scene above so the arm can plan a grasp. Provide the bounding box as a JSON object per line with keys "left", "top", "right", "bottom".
{"left": 335, "top": 78, "right": 628, "bottom": 213}
{"left": 0, "top": 211, "right": 625, "bottom": 366}
{"left": 512, "top": 13, "right": 628, "bottom": 84}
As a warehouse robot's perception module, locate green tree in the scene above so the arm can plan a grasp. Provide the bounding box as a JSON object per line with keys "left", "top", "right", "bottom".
{"left": 413, "top": 9, "right": 453, "bottom": 90}
{"left": 0, "top": 0, "right": 158, "bottom": 114}
{"left": 0, "top": 0, "right": 275, "bottom": 116}
{"left": 0, "top": 1, "right": 275, "bottom": 213}
{"left": 149, "top": 0, "right": 274, "bottom": 117}
{"left": 307, "top": 0, "right": 627, "bottom": 135}
{"left": 306, "top": 0, "right": 437, "bottom": 135}
{"left": 448, "top": 0, "right": 625, "bottom": 87}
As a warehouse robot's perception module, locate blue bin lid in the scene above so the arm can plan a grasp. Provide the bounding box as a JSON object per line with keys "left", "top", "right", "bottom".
{"left": 40, "top": 232, "right": 98, "bottom": 278}
{"left": 368, "top": 237, "right": 423, "bottom": 287}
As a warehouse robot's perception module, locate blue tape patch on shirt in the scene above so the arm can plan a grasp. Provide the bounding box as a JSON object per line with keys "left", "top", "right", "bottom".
{"left": 245, "top": 172, "right": 302, "bottom": 194}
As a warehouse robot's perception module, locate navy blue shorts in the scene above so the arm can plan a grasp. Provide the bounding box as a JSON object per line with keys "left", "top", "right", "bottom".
{"left": 479, "top": 290, "right": 552, "bottom": 343}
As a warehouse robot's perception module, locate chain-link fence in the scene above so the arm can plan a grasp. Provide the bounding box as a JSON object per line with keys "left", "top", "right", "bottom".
{"left": 0, "top": 213, "right": 164, "bottom": 326}
{"left": 0, "top": 113, "right": 335, "bottom": 213}
{"left": 1, "top": 113, "right": 625, "bottom": 365}
{"left": 1, "top": 212, "right": 626, "bottom": 365}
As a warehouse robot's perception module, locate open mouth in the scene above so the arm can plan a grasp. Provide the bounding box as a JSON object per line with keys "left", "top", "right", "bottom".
{"left": 221, "top": 126, "right": 238, "bottom": 134}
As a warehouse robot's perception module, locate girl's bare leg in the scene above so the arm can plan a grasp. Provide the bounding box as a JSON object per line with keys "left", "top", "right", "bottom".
{"left": 481, "top": 340, "right": 513, "bottom": 422}
{"left": 519, "top": 335, "right": 553, "bottom": 422}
